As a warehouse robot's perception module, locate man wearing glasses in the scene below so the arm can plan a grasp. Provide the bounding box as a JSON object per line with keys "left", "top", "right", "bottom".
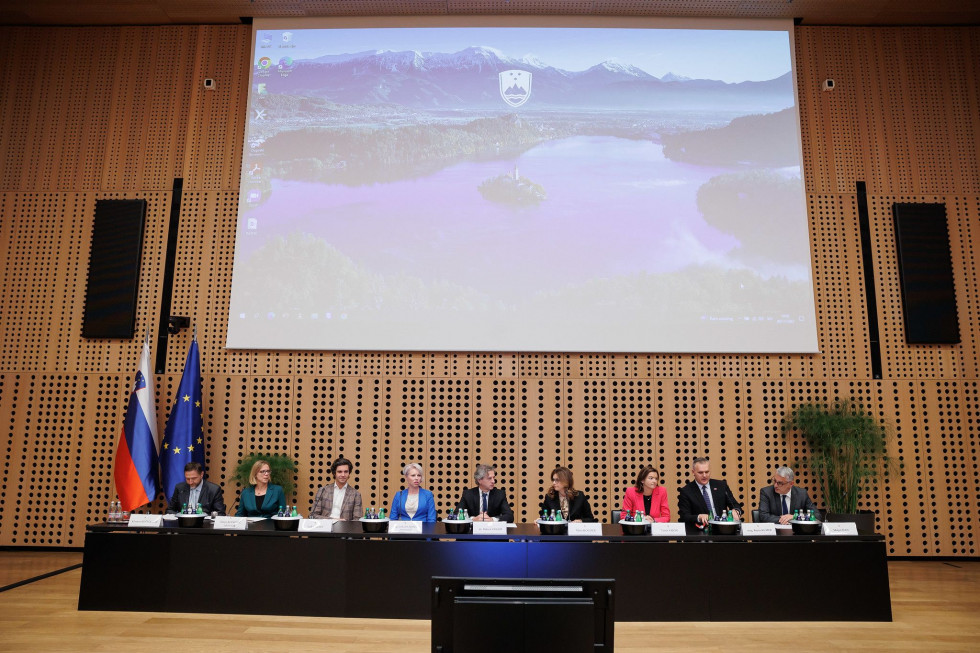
{"left": 757, "top": 466, "right": 819, "bottom": 524}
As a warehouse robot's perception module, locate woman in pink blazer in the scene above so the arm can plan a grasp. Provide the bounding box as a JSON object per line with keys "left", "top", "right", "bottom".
{"left": 620, "top": 465, "right": 670, "bottom": 522}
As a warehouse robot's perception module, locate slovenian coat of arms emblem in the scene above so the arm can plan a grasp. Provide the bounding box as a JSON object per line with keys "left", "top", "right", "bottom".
{"left": 499, "top": 70, "right": 532, "bottom": 108}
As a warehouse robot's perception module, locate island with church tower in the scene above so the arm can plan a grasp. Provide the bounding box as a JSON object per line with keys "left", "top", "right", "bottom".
{"left": 478, "top": 164, "right": 547, "bottom": 206}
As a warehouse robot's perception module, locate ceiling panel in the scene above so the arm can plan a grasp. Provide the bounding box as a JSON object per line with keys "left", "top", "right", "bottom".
{"left": 1, "top": 0, "right": 978, "bottom": 27}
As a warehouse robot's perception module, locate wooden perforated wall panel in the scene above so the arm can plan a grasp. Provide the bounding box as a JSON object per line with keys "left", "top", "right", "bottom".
{"left": 0, "top": 24, "right": 977, "bottom": 556}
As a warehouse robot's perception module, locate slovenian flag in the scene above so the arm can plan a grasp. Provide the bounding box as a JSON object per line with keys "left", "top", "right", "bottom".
{"left": 113, "top": 337, "right": 160, "bottom": 510}
{"left": 160, "top": 337, "right": 205, "bottom": 500}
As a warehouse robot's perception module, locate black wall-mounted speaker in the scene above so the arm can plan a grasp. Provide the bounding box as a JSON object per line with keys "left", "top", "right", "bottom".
{"left": 82, "top": 199, "right": 147, "bottom": 339}
{"left": 892, "top": 202, "right": 960, "bottom": 344}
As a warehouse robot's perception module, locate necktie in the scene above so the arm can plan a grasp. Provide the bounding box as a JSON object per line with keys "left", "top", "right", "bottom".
{"left": 701, "top": 485, "right": 713, "bottom": 518}
{"left": 481, "top": 492, "right": 488, "bottom": 514}
{"left": 781, "top": 495, "right": 789, "bottom": 516}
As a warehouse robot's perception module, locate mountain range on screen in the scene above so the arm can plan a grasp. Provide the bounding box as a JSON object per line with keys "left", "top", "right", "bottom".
{"left": 268, "top": 46, "right": 792, "bottom": 110}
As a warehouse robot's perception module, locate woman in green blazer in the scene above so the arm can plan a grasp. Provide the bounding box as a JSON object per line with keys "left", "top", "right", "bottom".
{"left": 235, "top": 459, "right": 286, "bottom": 517}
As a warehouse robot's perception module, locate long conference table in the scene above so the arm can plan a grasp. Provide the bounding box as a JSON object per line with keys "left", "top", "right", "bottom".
{"left": 78, "top": 520, "right": 892, "bottom": 622}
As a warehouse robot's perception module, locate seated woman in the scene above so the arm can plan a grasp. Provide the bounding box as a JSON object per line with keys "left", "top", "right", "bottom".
{"left": 235, "top": 459, "right": 286, "bottom": 518}
{"left": 620, "top": 465, "right": 671, "bottom": 522}
{"left": 389, "top": 462, "right": 437, "bottom": 522}
{"left": 540, "top": 466, "right": 595, "bottom": 522}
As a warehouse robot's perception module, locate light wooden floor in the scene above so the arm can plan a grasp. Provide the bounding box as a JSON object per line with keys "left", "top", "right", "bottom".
{"left": 0, "top": 552, "right": 978, "bottom": 652}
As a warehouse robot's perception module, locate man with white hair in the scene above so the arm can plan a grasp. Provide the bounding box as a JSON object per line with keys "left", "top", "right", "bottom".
{"left": 757, "top": 466, "right": 819, "bottom": 524}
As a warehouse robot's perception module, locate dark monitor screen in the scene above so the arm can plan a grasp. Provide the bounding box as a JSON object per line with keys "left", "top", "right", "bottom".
{"left": 431, "top": 577, "right": 614, "bottom": 653}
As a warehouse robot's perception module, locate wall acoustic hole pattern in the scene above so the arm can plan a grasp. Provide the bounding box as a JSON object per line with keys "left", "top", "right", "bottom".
{"left": 0, "top": 375, "right": 10, "bottom": 540}
{"left": 0, "top": 25, "right": 978, "bottom": 555}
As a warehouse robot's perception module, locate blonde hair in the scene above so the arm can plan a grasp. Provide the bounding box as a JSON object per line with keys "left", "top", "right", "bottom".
{"left": 402, "top": 462, "right": 423, "bottom": 478}
{"left": 248, "top": 459, "right": 271, "bottom": 485}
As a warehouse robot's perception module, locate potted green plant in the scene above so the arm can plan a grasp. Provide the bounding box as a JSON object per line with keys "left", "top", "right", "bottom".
{"left": 233, "top": 452, "right": 299, "bottom": 499}
{"left": 782, "top": 398, "right": 890, "bottom": 532}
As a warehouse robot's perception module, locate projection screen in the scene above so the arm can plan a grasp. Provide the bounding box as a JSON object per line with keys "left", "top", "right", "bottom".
{"left": 227, "top": 17, "right": 818, "bottom": 353}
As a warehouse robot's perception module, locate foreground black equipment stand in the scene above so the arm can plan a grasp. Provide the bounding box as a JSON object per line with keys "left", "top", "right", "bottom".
{"left": 431, "top": 577, "right": 615, "bottom": 653}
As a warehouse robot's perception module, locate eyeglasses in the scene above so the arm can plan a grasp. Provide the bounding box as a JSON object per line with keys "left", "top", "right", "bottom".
{"left": 258, "top": 470, "right": 271, "bottom": 475}
{"left": 773, "top": 479, "right": 791, "bottom": 487}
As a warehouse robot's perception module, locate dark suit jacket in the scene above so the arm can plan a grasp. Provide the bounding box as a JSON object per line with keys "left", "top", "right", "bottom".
{"left": 167, "top": 480, "right": 226, "bottom": 515}
{"left": 457, "top": 487, "right": 515, "bottom": 523}
{"left": 540, "top": 491, "right": 596, "bottom": 522}
{"left": 757, "top": 485, "right": 819, "bottom": 523}
{"left": 236, "top": 484, "right": 286, "bottom": 518}
{"left": 309, "top": 483, "right": 363, "bottom": 520}
{"left": 677, "top": 478, "right": 744, "bottom": 525}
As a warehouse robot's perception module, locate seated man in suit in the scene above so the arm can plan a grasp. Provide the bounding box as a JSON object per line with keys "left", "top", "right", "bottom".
{"left": 757, "top": 466, "right": 819, "bottom": 524}
{"left": 677, "top": 457, "right": 743, "bottom": 528}
{"left": 309, "top": 456, "right": 363, "bottom": 520}
{"left": 166, "top": 461, "right": 226, "bottom": 515}
{"left": 457, "top": 463, "right": 515, "bottom": 523}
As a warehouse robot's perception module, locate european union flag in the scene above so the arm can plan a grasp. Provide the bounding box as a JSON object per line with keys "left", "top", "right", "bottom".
{"left": 160, "top": 338, "right": 205, "bottom": 500}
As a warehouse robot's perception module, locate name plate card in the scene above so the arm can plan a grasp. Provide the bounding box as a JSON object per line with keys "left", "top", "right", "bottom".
{"left": 298, "top": 519, "right": 335, "bottom": 533}
{"left": 472, "top": 521, "right": 508, "bottom": 535}
{"left": 821, "top": 522, "right": 859, "bottom": 536}
{"left": 740, "top": 523, "right": 778, "bottom": 536}
{"left": 212, "top": 516, "right": 248, "bottom": 530}
{"left": 127, "top": 514, "right": 162, "bottom": 528}
{"left": 648, "top": 523, "right": 687, "bottom": 536}
{"left": 567, "top": 522, "right": 603, "bottom": 536}
{"left": 388, "top": 521, "right": 424, "bottom": 534}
